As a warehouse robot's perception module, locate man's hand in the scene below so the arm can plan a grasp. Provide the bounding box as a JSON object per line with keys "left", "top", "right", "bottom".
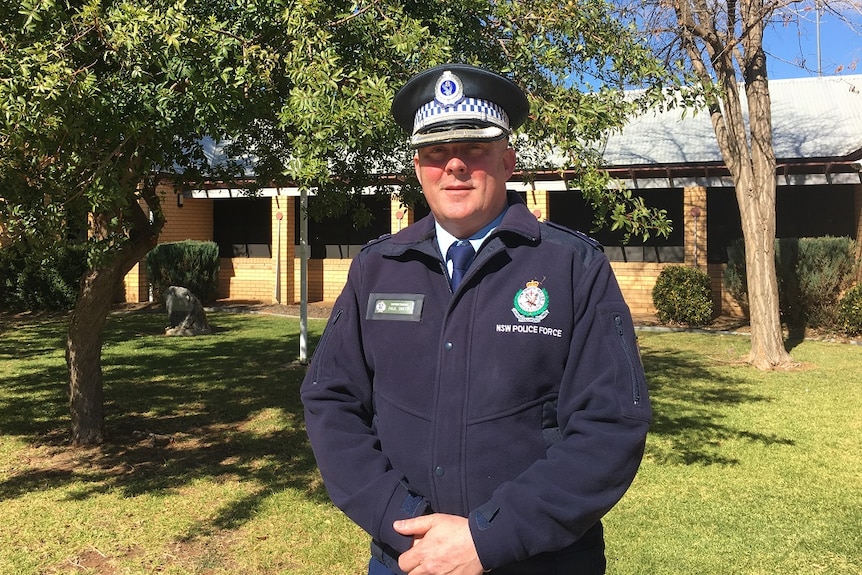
{"left": 394, "top": 513, "right": 486, "bottom": 575}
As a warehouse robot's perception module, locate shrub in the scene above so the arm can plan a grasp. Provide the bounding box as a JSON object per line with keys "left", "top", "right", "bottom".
{"left": 790, "top": 237, "right": 856, "bottom": 329}
{"left": 146, "top": 241, "right": 220, "bottom": 303}
{"left": 652, "top": 265, "right": 714, "bottom": 327}
{"left": 837, "top": 285, "right": 862, "bottom": 336}
{"left": 725, "top": 237, "right": 857, "bottom": 330}
{"left": 0, "top": 242, "right": 88, "bottom": 311}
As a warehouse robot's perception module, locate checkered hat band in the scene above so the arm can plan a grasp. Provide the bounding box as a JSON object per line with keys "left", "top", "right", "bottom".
{"left": 413, "top": 97, "right": 510, "bottom": 134}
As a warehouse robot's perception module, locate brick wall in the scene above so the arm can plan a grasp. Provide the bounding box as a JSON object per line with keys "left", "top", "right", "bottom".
{"left": 161, "top": 193, "right": 213, "bottom": 242}
{"left": 609, "top": 261, "right": 744, "bottom": 318}
{"left": 684, "top": 185, "right": 707, "bottom": 267}
{"left": 296, "top": 259, "right": 351, "bottom": 303}
{"left": 122, "top": 192, "right": 300, "bottom": 304}
{"left": 218, "top": 257, "right": 274, "bottom": 301}
{"left": 610, "top": 262, "right": 662, "bottom": 316}
{"left": 121, "top": 187, "right": 214, "bottom": 303}
{"left": 272, "top": 196, "right": 295, "bottom": 304}
{"left": 524, "top": 189, "right": 550, "bottom": 221}
{"left": 215, "top": 196, "right": 297, "bottom": 303}
{"left": 708, "top": 263, "right": 745, "bottom": 317}
{"left": 295, "top": 251, "right": 742, "bottom": 319}
{"left": 391, "top": 195, "right": 416, "bottom": 232}
{"left": 122, "top": 186, "right": 756, "bottom": 318}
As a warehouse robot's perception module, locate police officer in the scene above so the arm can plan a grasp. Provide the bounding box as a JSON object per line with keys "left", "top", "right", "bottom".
{"left": 301, "top": 63, "right": 651, "bottom": 575}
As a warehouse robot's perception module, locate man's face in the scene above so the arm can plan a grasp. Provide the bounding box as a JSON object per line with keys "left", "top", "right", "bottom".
{"left": 413, "top": 139, "right": 516, "bottom": 239}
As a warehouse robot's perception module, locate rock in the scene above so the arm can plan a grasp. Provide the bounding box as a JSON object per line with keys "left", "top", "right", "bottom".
{"left": 163, "top": 286, "right": 211, "bottom": 336}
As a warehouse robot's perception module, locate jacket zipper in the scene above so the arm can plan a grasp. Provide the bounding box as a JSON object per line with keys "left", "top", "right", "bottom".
{"left": 441, "top": 260, "right": 453, "bottom": 293}
{"left": 613, "top": 313, "right": 640, "bottom": 406}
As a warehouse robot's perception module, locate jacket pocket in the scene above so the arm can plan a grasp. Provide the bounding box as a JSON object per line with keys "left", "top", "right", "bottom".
{"left": 610, "top": 311, "right": 651, "bottom": 421}
{"left": 542, "top": 400, "right": 563, "bottom": 447}
{"left": 613, "top": 313, "right": 641, "bottom": 406}
{"left": 310, "top": 308, "right": 343, "bottom": 385}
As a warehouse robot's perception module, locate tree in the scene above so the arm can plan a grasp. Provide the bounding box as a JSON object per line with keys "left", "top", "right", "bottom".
{"left": 2, "top": 0, "right": 281, "bottom": 444}
{"left": 621, "top": 0, "right": 861, "bottom": 369}
{"left": 1, "top": 0, "right": 666, "bottom": 444}
{"left": 677, "top": 0, "right": 793, "bottom": 370}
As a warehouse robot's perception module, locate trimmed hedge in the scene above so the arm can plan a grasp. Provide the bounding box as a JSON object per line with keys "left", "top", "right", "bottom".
{"left": 724, "top": 237, "right": 857, "bottom": 330}
{"left": 146, "top": 241, "right": 219, "bottom": 304}
{"left": 652, "top": 265, "right": 714, "bottom": 327}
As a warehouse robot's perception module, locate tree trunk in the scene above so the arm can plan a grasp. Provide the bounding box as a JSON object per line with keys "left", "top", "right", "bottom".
{"left": 707, "top": 84, "right": 793, "bottom": 368}
{"left": 738, "top": 38, "right": 795, "bottom": 369}
{"left": 67, "top": 185, "right": 163, "bottom": 445}
{"left": 735, "top": 169, "right": 793, "bottom": 369}
{"left": 67, "top": 266, "right": 115, "bottom": 445}
{"left": 679, "top": 0, "right": 795, "bottom": 369}
{"left": 855, "top": 190, "right": 862, "bottom": 285}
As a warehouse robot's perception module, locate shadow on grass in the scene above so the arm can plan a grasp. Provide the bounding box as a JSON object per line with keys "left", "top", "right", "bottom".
{"left": 0, "top": 311, "right": 331, "bottom": 537}
{"left": 641, "top": 342, "right": 795, "bottom": 466}
{"left": 785, "top": 325, "right": 807, "bottom": 352}
{"left": 2, "top": 312, "right": 799, "bottom": 541}
{"left": 0, "top": 311, "right": 70, "bottom": 363}
{"left": 0, "top": 312, "right": 72, "bottom": 433}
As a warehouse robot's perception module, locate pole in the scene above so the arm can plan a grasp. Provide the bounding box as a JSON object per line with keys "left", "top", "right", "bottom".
{"left": 274, "top": 211, "right": 282, "bottom": 303}
{"left": 299, "top": 187, "right": 309, "bottom": 364}
{"left": 816, "top": 0, "right": 822, "bottom": 76}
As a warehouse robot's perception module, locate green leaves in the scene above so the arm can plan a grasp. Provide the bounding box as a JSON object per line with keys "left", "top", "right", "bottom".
{"left": 1, "top": 0, "right": 674, "bottom": 257}
{"left": 18, "top": 0, "right": 55, "bottom": 31}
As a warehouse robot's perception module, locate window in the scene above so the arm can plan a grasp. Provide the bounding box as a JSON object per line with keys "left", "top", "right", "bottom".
{"left": 298, "top": 195, "right": 391, "bottom": 259}
{"left": 213, "top": 197, "right": 272, "bottom": 258}
{"left": 549, "top": 189, "right": 685, "bottom": 262}
{"left": 706, "top": 184, "right": 857, "bottom": 263}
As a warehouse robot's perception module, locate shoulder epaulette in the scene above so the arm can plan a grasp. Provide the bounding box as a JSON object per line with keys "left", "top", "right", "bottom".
{"left": 542, "top": 220, "right": 604, "bottom": 252}
{"left": 360, "top": 233, "right": 392, "bottom": 251}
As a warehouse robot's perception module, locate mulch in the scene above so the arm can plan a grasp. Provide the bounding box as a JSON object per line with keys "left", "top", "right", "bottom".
{"left": 117, "top": 300, "right": 750, "bottom": 330}
{"left": 110, "top": 300, "right": 335, "bottom": 320}
{"left": 107, "top": 300, "right": 861, "bottom": 344}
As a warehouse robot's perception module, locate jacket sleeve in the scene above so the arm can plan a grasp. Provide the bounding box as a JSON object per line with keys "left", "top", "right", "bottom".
{"left": 300, "top": 255, "right": 431, "bottom": 556}
{"left": 468, "top": 254, "right": 652, "bottom": 570}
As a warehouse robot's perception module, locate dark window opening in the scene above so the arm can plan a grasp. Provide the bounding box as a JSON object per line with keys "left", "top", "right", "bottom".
{"left": 706, "top": 188, "right": 741, "bottom": 264}
{"left": 298, "top": 195, "right": 391, "bottom": 259}
{"left": 213, "top": 197, "right": 272, "bottom": 258}
{"left": 549, "top": 189, "right": 684, "bottom": 262}
{"left": 707, "top": 185, "right": 857, "bottom": 263}
{"left": 776, "top": 185, "right": 856, "bottom": 238}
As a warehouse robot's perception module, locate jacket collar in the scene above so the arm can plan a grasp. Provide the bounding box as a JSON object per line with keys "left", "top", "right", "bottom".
{"left": 382, "top": 192, "right": 540, "bottom": 260}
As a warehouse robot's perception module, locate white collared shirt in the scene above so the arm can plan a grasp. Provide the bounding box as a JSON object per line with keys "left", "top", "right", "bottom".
{"left": 435, "top": 209, "right": 507, "bottom": 277}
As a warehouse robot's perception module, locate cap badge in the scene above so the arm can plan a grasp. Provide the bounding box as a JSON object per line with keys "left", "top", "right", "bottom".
{"left": 434, "top": 71, "right": 464, "bottom": 106}
{"left": 512, "top": 279, "right": 549, "bottom": 323}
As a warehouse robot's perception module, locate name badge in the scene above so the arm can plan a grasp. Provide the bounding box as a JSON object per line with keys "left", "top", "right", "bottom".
{"left": 366, "top": 293, "right": 424, "bottom": 322}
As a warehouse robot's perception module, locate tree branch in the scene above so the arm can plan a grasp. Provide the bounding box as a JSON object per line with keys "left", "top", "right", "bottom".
{"left": 330, "top": 1, "right": 382, "bottom": 27}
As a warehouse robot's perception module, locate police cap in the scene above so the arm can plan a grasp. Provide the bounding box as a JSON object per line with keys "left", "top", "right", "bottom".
{"left": 391, "top": 63, "right": 529, "bottom": 149}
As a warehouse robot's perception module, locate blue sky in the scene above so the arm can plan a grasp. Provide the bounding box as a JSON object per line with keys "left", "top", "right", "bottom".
{"left": 764, "top": 7, "right": 861, "bottom": 79}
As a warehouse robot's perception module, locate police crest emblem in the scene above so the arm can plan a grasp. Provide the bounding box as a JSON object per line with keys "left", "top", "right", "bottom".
{"left": 512, "top": 279, "right": 549, "bottom": 323}
{"left": 434, "top": 71, "right": 464, "bottom": 105}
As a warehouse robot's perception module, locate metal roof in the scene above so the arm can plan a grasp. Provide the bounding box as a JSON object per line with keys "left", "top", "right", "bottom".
{"left": 603, "top": 74, "right": 862, "bottom": 166}
{"left": 189, "top": 75, "right": 862, "bottom": 196}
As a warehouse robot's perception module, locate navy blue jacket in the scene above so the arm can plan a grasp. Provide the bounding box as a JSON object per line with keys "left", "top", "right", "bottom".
{"left": 301, "top": 193, "right": 651, "bottom": 573}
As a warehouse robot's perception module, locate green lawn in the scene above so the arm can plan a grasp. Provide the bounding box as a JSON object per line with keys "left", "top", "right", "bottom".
{"left": 0, "top": 311, "right": 859, "bottom": 574}
{"left": 608, "top": 332, "right": 861, "bottom": 574}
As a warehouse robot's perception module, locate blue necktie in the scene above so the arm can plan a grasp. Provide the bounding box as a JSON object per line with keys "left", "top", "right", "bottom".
{"left": 447, "top": 241, "right": 475, "bottom": 291}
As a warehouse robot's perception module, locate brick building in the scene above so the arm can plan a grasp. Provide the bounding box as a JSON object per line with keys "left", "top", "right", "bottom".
{"left": 123, "top": 75, "right": 862, "bottom": 317}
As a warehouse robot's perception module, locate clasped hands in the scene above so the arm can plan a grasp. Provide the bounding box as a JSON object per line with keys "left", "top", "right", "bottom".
{"left": 395, "top": 513, "right": 487, "bottom": 575}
